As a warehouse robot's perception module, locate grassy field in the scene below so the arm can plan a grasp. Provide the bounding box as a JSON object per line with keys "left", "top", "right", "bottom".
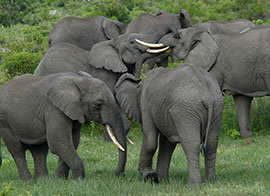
{"left": 1, "top": 125, "right": 270, "bottom": 196}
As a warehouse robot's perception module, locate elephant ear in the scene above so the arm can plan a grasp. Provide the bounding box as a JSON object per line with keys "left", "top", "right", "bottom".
{"left": 115, "top": 73, "right": 141, "bottom": 123}
{"left": 185, "top": 31, "right": 219, "bottom": 71}
{"left": 47, "top": 76, "right": 85, "bottom": 124}
{"left": 179, "top": 9, "right": 191, "bottom": 28}
{"left": 88, "top": 41, "right": 128, "bottom": 73}
{"left": 103, "top": 19, "right": 126, "bottom": 40}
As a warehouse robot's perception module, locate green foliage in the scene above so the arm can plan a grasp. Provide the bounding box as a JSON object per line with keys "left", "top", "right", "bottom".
{"left": 1, "top": 52, "right": 42, "bottom": 80}
{"left": 0, "top": 181, "right": 32, "bottom": 196}
{"left": 0, "top": 0, "right": 36, "bottom": 27}
{"left": 82, "top": 0, "right": 131, "bottom": 24}
{"left": 226, "top": 128, "right": 241, "bottom": 139}
{"left": 221, "top": 94, "right": 239, "bottom": 136}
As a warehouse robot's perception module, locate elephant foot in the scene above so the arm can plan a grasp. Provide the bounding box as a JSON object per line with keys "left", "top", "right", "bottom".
{"left": 188, "top": 178, "right": 202, "bottom": 186}
{"left": 34, "top": 171, "right": 48, "bottom": 180}
{"left": 240, "top": 130, "right": 253, "bottom": 139}
{"left": 71, "top": 167, "right": 85, "bottom": 179}
{"left": 55, "top": 162, "right": 70, "bottom": 179}
{"left": 142, "top": 171, "right": 159, "bottom": 184}
{"left": 205, "top": 174, "right": 215, "bottom": 182}
{"left": 114, "top": 169, "right": 125, "bottom": 177}
{"left": 157, "top": 174, "right": 169, "bottom": 184}
{"left": 20, "top": 174, "right": 32, "bottom": 181}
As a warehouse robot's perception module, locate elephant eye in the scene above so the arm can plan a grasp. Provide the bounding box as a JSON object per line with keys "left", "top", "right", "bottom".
{"left": 190, "top": 40, "right": 199, "bottom": 51}
{"left": 94, "top": 102, "right": 102, "bottom": 110}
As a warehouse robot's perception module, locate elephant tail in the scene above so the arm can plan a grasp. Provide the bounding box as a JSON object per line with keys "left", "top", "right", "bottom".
{"left": 201, "top": 101, "right": 214, "bottom": 156}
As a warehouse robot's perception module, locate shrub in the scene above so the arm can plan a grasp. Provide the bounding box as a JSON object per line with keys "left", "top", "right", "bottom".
{"left": 1, "top": 52, "right": 42, "bottom": 80}
{"left": 82, "top": 0, "right": 131, "bottom": 24}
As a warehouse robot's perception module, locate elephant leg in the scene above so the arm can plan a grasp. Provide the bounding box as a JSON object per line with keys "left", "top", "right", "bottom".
{"left": 55, "top": 121, "right": 82, "bottom": 178}
{"left": 156, "top": 133, "right": 176, "bottom": 183}
{"left": 138, "top": 114, "right": 158, "bottom": 183}
{"left": 29, "top": 143, "right": 49, "bottom": 179}
{"left": 204, "top": 105, "right": 222, "bottom": 182}
{"left": 46, "top": 108, "right": 85, "bottom": 179}
{"left": 1, "top": 125, "right": 31, "bottom": 180}
{"left": 233, "top": 95, "right": 253, "bottom": 138}
{"left": 172, "top": 113, "right": 201, "bottom": 185}
{"left": 181, "top": 140, "right": 201, "bottom": 185}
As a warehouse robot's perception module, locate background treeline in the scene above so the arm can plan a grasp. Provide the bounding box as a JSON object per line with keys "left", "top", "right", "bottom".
{"left": 0, "top": 0, "right": 270, "bottom": 138}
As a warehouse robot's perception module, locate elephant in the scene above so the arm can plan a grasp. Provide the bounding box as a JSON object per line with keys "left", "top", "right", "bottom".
{"left": 152, "top": 25, "right": 270, "bottom": 138}
{"left": 194, "top": 19, "right": 255, "bottom": 35}
{"left": 47, "top": 16, "right": 127, "bottom": 51}
{"left": 114, "top": 64, "right": 224, "bottom": 185}
{"left": 126, "top": 9, "right": 191, "bottom": 70}
{"left": 0, "top": 71, "right": 127, "bottom": 180}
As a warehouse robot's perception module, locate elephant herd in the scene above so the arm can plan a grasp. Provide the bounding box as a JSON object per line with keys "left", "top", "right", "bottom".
{"left": 0, "top": 8, "right": 268, "bottom": 185}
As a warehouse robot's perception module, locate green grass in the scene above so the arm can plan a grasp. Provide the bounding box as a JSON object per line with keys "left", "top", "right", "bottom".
{"left": 1, "top": 127, "right": 270, "bottom": 196}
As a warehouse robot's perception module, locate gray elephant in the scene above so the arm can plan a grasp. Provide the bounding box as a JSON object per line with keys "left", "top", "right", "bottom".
{"left": 153, "top": 25, "right": 270, "bottom": 138}
{"left": 194, "top": 19, "right": 255, "bottom": 35}
{"left": 47, "top": 16, "right": 126, "bottom": 50}
{"left": 0, "top": 71, "right": 127, "bottom": 180}
{"left": 126, "top": 9, "right": 191, "bottom": 70}
{"left": 115, "top": 64, "right": 223, "bottom": 185}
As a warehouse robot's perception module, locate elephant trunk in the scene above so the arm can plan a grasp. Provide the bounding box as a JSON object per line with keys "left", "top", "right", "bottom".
{"left": 101, "top": 110, "right": 127, "bottom": 176}
{"left": 134, "top": 53, "right": 161, "bottom": 78}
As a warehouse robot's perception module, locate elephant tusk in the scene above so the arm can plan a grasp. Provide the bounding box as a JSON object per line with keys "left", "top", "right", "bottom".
{"left": 135, "top": 39, "right": 165, "bottom": 48}
{"left": 106, "top": 124, "right": 125, "bottom": 152}
{"left": 146, "top": 46, "right": 170, "bottom": 54}
{"left": 126, "top": 136, "right": 134, "bottom": 145}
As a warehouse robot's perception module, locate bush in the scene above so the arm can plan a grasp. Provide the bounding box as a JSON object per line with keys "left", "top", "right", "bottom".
{"left": 82, "top": 0, "right": 131, "bottom": 24}
{"left": 1, "top": 52, "right": 42, "bottom": 80}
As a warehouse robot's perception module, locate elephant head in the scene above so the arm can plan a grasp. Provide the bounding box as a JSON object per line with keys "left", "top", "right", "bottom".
{"left": 102, "top": 17, "right": 126, "bottom": 40}
{"left": 47, "top": 16, "right": 127, "bottom": 51}
{"left": 48, "top": 71, "right": 127, "bottom": 175}
{"left": 154, "top": 9, "right": 191, "bottom": 29}
{"left": 136, "top": 27, "right": 220, "bottom": 72}
{"left": 88, "top": 29, "right": 173, "bottom": 78}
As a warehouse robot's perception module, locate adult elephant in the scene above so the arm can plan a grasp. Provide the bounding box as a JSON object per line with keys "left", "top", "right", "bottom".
{"left": 146, "top": 25, "right": 270, "bottom": 138}
{"left": 115, "top": 64, "right": 223, "bottom": 185}
{"left": 126, "top": 9, "right": 191, "bottom": 71}
{"left": 47, "top": 16, "right": 127, "bottom": 51}
{"left": 194, "top": 19, "right": 255, "bottom": 35}
{"left": 35, "top": 30, "right": 172, "bottom": 139}
{"left": 0, "top": 71, "right": 127, "bottom": 180}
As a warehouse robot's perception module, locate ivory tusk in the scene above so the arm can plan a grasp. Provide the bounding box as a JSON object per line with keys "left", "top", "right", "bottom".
{"left": 135, "top": 39, "right": 165, "bottom": 48}
{"left": 126, "top": 136, "right": 134, "bottom": 145}
{"left": 146, "top": 46, "right": 170, "bottom": 54}
{"left": 106, "top": 124, "right": 125, "bottom": 152}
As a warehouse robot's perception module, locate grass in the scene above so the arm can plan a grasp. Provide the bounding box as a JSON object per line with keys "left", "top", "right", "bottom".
{"left": 1, "top": 126, "right": 270, "bottom": 196}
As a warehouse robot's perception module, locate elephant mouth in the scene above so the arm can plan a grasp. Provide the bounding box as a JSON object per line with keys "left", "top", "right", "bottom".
{"left": 135, "top": 39, "right": 170, "bottom": 54}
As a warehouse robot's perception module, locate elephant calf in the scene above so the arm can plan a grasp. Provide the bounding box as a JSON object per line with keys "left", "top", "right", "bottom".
{"left": 115, "top": 64, "right": 223, "bottom": 185}
{"left": 0, "top": 71, "right": 127, "bottom": 180}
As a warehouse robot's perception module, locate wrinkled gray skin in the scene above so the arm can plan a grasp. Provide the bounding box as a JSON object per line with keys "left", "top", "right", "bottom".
{"left": 194, "top": 19, "right": 255, "bottom": 35}
{"left": 35, "top": 30, "right": 170, "bottom": 140}
{"left": 47, "top": 16, "right": 126, "bottom": 51}
{"left": 126, "top": 9, "right": 191, "bottom": 72}
{"left": 0, "top": 72, "right": 127, "bottom": 180}
{"left": 115, "top": 64, "right": 223, "bottom": 185}
{"left": 159, "top": 25, "right": 270, "bottom": 139}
